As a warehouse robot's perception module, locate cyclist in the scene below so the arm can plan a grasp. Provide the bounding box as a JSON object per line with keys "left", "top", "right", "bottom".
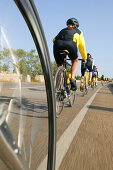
{"left": 53, "top": 18, "right": 87, "bottom": 91}
{"left": 101, "top": 74, "right": 105, "bottom": 85}
{"left": 101, "top": 74, "right": 105, "bottom": 81}
{"left": 80, "top": 53, "right": 94, "bottom": 90}
{"left": 92, "top": 65, "right": 99, "bottom": 86}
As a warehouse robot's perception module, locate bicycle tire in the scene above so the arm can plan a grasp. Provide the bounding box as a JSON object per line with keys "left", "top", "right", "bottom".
{"left": 85, "top": 87, "right": 88, "bottom": 94}
{"left": 85, "top": 77, "right": 88, "bottom": 95}
{"left": 68, "top": 90, "right": 76, "bottom": 107}
{"left": 82, "top": 78, "right": 86, "bottom": 96}
{"left": 80, "top": 81, "right": 85, "bottom": 97}
{"left": 91, "top": 78, "right": 95, "bottom": 89}
{"left": 54, "top": 66, "right": 65, "bottom": 116}
{"left": 0, "top": 1, "right": 56, "bottom": 170}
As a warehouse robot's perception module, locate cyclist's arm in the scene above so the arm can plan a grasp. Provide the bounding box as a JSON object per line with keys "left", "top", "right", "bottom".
{"left": 78, "top": 32, "right": 87, "bottom": 61}
{"left": 92, "top": 59, "right": 94, "bottom": 67}
{"left": 53, "top": 37, "right": 56, "bottom": 43}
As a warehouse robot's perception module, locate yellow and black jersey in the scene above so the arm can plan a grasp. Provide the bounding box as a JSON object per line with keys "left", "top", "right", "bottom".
{"left": 53, "top": 27, "right": 87, "bottom": 61}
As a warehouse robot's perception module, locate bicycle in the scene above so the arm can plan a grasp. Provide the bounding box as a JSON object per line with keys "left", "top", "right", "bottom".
{"left": 91, "top": 70, "right": 99, "bottom": 89}
{"left": 81, "top": 69, "right": 89, "bottom": 96}
{"left": 79, "top": 59, "right": 89, "bottom": 96}
{"left": 91, "top": 75, "right": 96, "bottom": 89}
{"left": 54, "top": 50, "right": 76, "bottom": 116}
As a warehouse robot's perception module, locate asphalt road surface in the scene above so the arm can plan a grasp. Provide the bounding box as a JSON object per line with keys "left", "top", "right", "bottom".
{"left": 57, "top": 83, "right": 113, "bottom": 170}
{"left": 0, "top": 81, "right": 113, "bottom": 170}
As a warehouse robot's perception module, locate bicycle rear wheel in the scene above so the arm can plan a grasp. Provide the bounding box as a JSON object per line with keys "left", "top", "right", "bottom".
{"left": 85, "top": 86, "right": 88, "bottom": 94}
{"left": 85, "top": 78, "right": 88, "bottom": 95}
{"left": 80, "top": 82, "right": 85, "bottom": 97}
{"left": 54, "top": 66, "right": 65, "bottom": 116}
{"left": 82, "top": 79, "right": 86, "bottom": 96}
{"left": 91, "top": 79, "right": 95, "bottom": 89}
{"left": 68, "top": 90, "right": 76, "bottom": 107}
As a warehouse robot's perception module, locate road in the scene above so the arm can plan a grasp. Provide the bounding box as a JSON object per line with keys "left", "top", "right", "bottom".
{"left": 57, "top": 82, "right": 113, "bottom": 170}
{"left": 0, "top": 82, "right": 113, "bottom": 170}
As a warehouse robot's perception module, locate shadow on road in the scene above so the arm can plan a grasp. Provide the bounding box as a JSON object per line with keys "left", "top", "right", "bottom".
{"left": 29, "top": 88, "right": 45, "bottom": 92}
{"left": 108, "top": 83, "right": 113, "bottom": 94}
{"left": 11, "top": 111, "right": 48, "bottom": 119}
{"left": 88, "top": 105, "right": 113, "bottom": 112}
{"left": 0, "top": 96, "right": 48, "bottom": 118}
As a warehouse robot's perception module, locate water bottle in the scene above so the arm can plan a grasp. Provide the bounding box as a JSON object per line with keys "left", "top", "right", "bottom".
{"left": 67, "top": 72, "right": 71, "bottom": 84}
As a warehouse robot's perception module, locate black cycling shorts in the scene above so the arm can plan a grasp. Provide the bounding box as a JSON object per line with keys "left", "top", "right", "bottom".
{"left": 81, "top": 62, "right": 92, "bottom": 76}
{"left": 53, "top": 40, "right": 78, "bottom": 64}
{"left": 101, "top": 77, "right": 104, "bottom": 80}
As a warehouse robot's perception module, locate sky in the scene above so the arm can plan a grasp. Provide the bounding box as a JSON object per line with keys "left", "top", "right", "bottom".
{"left": 0, "top": 0, "right": 113, "bottom": 78}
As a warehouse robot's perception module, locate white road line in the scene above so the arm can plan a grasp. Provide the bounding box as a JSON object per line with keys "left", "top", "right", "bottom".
{"left": 38, "top": 86, "right": 102, "bottom": 170}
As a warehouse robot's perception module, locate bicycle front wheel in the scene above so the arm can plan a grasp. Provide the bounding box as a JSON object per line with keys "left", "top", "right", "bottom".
{"left": 54, "top": 66, "right": 65, "bottom": 116}
{"left": 0, "top": 1, "right": 56, "bottom": 170}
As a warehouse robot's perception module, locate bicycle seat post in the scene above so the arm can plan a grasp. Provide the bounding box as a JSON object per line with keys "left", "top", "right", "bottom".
{"left": 64, "top": 56, "right": 67, "bottom": 69}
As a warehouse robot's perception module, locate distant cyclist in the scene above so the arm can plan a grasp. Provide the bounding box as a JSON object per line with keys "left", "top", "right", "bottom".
{"left": 105, "top": 78, "right": 107, "bottom": 82}
{"left": 101, "top": 74, "right": 105, "bottom": 81}
{"left": 101, "top": 74, "right": 105, "bottom": 85}
{"left": 92, "top": 65, "right": 99, "bottom": 86}
{"left": 53, "top": 18, "right": 87, "bottom": 91}
{"left": 80, "top": 53, "right": 94, "bottom": 90}
{"left": 107, "top": 78, "right": 109, "bottom": 83}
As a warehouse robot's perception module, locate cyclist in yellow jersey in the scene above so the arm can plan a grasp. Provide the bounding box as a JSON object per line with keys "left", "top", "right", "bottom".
{"left": 53, "top": 18, "right": 87, "bottom": 91}
{"left": 80, "top": 53, "right": 94, "bottom": 90}
{"left": 101, "top": 75, "right": 105, "bottom": 85}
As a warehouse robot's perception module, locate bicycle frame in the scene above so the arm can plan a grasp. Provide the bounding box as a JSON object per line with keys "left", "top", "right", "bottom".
{"left": 91, "top": 76, "right": 96, "bottom": 88}
{"left": 59, "top": 52, "right": 72, "bottom": 93}
{"left": 63, "top": 57, "right": 71, "bottom": 91}
{"left": 85, "top": 70, "right": 89, "bottom": 88}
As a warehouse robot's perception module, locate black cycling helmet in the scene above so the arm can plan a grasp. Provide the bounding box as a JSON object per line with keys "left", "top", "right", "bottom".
{"left": 66, "top": 18, "right": 79, "bottom": 27}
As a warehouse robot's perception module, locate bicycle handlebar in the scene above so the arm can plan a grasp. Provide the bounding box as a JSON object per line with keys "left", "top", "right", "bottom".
{"left": 78, "top": 58, "right": 85, "bottom": 62}
{"left": 78, "top": 59, "right": 87, "bottom": 70}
